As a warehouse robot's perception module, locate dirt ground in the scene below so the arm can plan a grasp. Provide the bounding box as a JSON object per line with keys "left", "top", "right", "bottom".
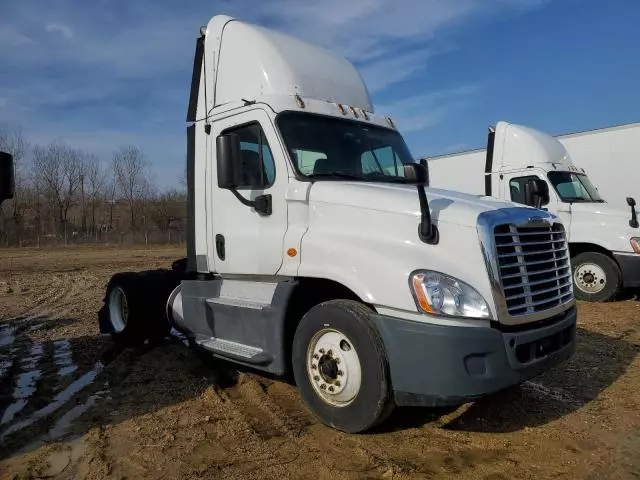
{"left": 0, "top": 245, "right": 638, "bottom": 480}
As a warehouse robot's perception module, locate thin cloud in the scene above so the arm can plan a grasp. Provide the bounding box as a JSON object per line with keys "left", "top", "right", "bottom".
{"left": 46, "top": 23, "right": 74, "bottom": 39}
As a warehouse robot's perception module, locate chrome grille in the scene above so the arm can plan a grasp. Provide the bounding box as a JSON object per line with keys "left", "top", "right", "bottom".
{"left": 494, "top": 223, "right": 573, "bottom": 316}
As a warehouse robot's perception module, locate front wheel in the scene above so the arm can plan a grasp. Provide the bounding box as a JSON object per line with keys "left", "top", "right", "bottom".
{"left": 571, "top": 252, "right": 621, "bottom": 302}
{"left": 291, "top": 299, "right": 395, "bottom": 433}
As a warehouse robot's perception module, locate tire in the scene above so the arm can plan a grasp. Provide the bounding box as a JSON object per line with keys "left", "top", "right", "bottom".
{"left": 98, "top": 270, "right": 178, "bottom": 346}
{"left": 291, "top": 299, "right": 395, "bottom": 433}
{"left": 571, "top": 252, "right": 621, "bottom": 302}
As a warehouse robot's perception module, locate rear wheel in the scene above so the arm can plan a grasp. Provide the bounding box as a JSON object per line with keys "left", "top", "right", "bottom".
{"left": 99, "top": 271, "right": 178, "bottom": 345}
{"left": 571, "top": 252, "right": 621, "bottom": 302}
{"left": 292, "top": 299, "right": 395, "bottom": 433}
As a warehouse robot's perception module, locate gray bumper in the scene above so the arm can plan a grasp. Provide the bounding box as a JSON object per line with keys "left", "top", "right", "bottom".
{"left": 614, "top": 252, "right": 640, "bottom": 288}
{"left": 371, "top": 306, "right": 577, "bottom": 407}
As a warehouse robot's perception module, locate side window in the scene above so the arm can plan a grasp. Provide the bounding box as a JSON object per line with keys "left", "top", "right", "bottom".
{"left": 293, "top": 149, "right": 327, "bottom": 176}
{"left": 361, "top": 146, "right": 404, "bottom": 176}
{"left": 509, "top": 176, "right": 547, "bottom": 206}
{"left": 223, "top": 122, "right": 276, "bottom": 189}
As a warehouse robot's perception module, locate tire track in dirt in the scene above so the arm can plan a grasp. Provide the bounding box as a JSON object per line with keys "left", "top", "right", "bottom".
{"left": 5, "top": 271, "right": 100, "bottom": 326}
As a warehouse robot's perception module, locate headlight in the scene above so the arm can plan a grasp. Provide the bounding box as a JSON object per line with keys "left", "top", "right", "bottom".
{"left": 631, "top": 238, "right": 640, "bottom": 253}
{"left": 410, "top": 270, "right": 492, "bottom": 319}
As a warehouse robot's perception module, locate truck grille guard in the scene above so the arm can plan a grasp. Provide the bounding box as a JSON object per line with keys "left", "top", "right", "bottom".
{"left": 477, "top": 208, "right": 575, "bottom": 327}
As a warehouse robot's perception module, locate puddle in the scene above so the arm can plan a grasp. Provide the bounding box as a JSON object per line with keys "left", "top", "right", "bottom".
{"left": 170, "top": 327, "right": 190, "bottom": 347}
{"left": 53, "top": 339, "right": 77, "bottom": 377}
{"left": 1, "top": 343, "right": 45, "bottom": 425}
{"left": 0, "top": 355, "right": 13, "bottom": 380}
{"left": 0, "top": 361, "right": 104, "bottom": 441}
{"left": 0, "top": 325, "right": 16, "bottom": 347}
{"left": 47, "top": 391, "right": 107, "bottom": 441}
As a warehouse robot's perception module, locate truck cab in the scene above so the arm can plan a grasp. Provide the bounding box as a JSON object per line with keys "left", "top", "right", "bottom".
{"left": 489, "top": 122, "right": 640, "bottom": 302}
{"left": 99, "top": 16, "right": 577, "bottom": 433}
{"left": 426, "top": 121, "right": 640, "bottom": 302}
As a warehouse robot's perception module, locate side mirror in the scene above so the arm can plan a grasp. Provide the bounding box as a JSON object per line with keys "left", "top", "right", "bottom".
{"left": 419, "top": 158, "right": 430, "bottom": 187}
{"left": 403, "top": 162, "right": 428, "bottom": 186}
{"left": 627, "top": 197, "right": 638, "bottom": 228}
{"left": 216, "top": 133, "right": 242, "bottom": 189}
{"left": 215, "top": 132, "right": 272, "bottom": 216}
{"left": 0, "top": 151, "right": 15, "bottom": 205}
{"left": 404, "top": 162, "right": 438, "bottom": 245}
{"left": 524, "top": 178, "right": 549, "bottom": 209}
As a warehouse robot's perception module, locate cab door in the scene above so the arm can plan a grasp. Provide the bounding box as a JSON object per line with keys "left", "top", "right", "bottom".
{"left": 206, "top": 108, "right": 289, "bottom": 275}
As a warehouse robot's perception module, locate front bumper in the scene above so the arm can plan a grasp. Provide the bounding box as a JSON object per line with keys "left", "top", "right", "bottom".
{"left": 614, "top": 252, "right": 640, "bottom": 288}
{"left": 371, "top": 306, "right": 577, "bottom": 407}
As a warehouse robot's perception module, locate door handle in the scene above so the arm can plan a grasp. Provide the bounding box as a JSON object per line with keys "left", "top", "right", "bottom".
{"left": 216, "top": 234, "right": 225, "bottom": 261}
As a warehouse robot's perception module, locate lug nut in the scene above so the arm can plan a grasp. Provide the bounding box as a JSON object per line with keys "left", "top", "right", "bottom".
{"left": 335, "top": 381, "right": 341, "bottom": 387}
{"left": 328, "top": 386, "right": 335, "bottom": 392}
{"left": 337, "top": 370, "right": 343, "bottom": 376}
{"left": 313, "top": 354, "right": 319, "bottom": 360}
{"left": 327, "top": 349, "right": 333, "bottom": 356}
{"left": 313, "top": 376, "right": 320, "bottom": 381}
{"left": 311, "top": 364, "right": 317, "bottom": 370}
{"left": 320, "top": 384, "right": 327, "bottom": 390}
{"left": 319, "top": 349, "right": 325, "bottom": 354}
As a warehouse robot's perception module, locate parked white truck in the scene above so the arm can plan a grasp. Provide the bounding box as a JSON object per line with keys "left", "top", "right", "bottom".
{"left": 98, "top": 16, "right": 577, "bottom": 433}
{"left": 424, "top": 121, "right": 640, "bottom": 303}
{"left": 557, "top": 122, "right": 639, "bottom": 213}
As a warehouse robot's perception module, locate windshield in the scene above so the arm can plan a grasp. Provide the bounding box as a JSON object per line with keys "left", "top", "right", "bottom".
{"left": 547, "top": 171, "right": 605, "bottom": 203}
{"left": 276, "top": 111, "right": 414, "bottom": 182}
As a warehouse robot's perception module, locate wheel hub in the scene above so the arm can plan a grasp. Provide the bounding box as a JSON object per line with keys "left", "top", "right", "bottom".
{"left": 574, "top": 263, "right": 607, "bottom": 294}
{"left": 307, "top": 329, "right": 361, "bottom": 407}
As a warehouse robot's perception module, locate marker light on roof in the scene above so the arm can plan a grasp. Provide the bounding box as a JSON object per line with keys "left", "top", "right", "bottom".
{"left": 295, "top": 94, "right": 305, "bottom": 109}
{"left": 337, "top": 103, "right": 346, "bottom": 115}
{"left": 349, "top": 106, "right": 359, "bottom": 118}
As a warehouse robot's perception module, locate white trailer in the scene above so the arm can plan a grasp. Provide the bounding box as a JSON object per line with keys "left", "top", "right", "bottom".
{"left": 424, "top": 121, "right": 640, "bottom": 302}
{"left": 97, "top": 16, "right": 577, "bottom": 433}
{"left": 556, "top": 123, "right": 640, "bottom": 212}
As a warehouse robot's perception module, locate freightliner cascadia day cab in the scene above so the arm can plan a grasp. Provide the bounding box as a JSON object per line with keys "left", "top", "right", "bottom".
{"left": 424, "top": 121, "right": 640, "bottom": 303}
{"left": 98, "top": 16, "right": 577, "bottom": 433}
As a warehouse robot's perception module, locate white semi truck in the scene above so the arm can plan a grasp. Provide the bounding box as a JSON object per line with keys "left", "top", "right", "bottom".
{"left": 98, "top": 15, "right": 577, "bottom": 433}
{"left": 424, "top": 121, "right": 640, "bottom": 303}
{"left": 556, "top": 122, "right": 639, "bottom": 213}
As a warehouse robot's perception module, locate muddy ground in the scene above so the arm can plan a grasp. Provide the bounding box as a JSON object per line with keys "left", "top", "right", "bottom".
{"left": 0, "top": 245, "right": 638, "bottom": 480}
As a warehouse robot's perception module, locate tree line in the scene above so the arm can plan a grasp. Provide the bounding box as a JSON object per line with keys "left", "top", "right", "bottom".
{"left": 0, "top": 123, "right": 187, "bottom": 247}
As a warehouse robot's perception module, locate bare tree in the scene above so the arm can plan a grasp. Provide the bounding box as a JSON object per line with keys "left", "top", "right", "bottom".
{"left": 112, "top": 145, "right": 151, "bottom": 230}
{"left": 32, "top": 141, "right": 83, "bottom": 243}
{"left": 151, "top": 189, "right": 186, "bottom": 242}
{"left": 85, "top": 155, "right": 108, "bottom": 239}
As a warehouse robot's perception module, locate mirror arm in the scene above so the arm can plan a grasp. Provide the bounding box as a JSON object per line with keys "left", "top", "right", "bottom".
{"left": 229, "top": 188, "right": 272, "bottom": 216}
{"left": 417, "top": 185, "right": 438, "bottom": 245}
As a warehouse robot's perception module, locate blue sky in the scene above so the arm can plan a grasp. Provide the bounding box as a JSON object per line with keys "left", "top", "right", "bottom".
{"left": 1, "top": 0, "right": 639, "bottom": 189}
